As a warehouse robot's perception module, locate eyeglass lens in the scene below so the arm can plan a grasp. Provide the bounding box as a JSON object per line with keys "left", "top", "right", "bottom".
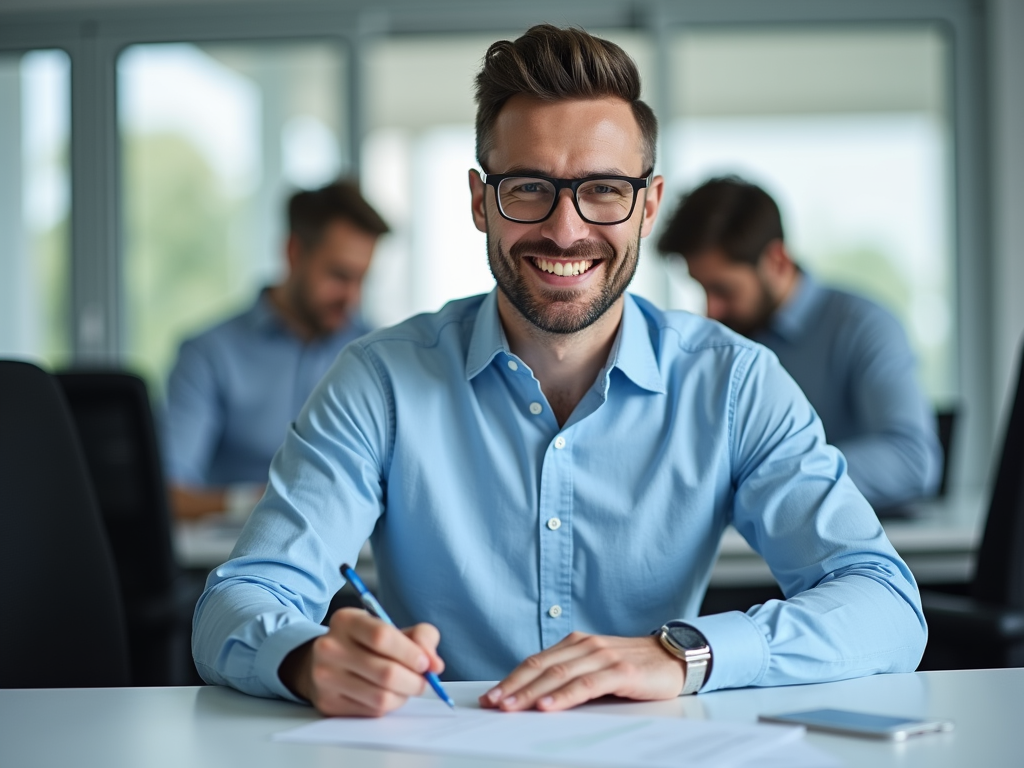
{"left": 496, "top": 177, "right": 637, "bottom": 223}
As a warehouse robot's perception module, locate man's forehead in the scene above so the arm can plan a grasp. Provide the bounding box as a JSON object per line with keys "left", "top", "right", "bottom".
{"left": 486, "top": 94, "right": 646, "bottom": 176}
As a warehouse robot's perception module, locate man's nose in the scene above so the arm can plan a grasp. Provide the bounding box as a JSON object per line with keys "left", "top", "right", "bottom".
{"left": 538, "top": 189, "right": 590, "bottom": 249}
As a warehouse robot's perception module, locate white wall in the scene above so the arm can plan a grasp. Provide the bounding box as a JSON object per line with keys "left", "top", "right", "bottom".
{"left": 989, "top": 0, "right": 1024, "bottom": 422}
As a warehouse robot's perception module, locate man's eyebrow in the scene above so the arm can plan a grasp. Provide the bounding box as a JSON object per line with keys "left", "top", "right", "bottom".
{"left": 495, "top": 166, "right": 635, "bottom": 178}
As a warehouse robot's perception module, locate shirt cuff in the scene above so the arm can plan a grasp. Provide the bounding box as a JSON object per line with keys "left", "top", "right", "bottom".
{"left": 681, "top": 611, "right": 769, "bottom": 693}
{"left": 253, "top": 621, "right": 329, "bottom": 703}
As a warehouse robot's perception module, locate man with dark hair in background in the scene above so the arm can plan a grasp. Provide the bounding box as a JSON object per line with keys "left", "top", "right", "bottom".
{"left": 193, "top": 25, "right": 926, "bottom": 717}
{"left": 658, "top": 176, "right": 941, "bottom": 511}
{"left": 163, "top": 179, "right": 389, "bottom": 520}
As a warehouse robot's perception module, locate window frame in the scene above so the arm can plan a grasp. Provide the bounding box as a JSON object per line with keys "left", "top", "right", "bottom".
{"left": 0, "top": 0, "right": 992, "bottom": 489}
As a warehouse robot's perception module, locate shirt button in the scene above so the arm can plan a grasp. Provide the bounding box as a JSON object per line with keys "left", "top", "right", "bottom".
{"left": 529, "top": 402, "right": 543, "bottom": 415}
{"left": 548, "top": 605, "right": 562, "bottom": 618}
{"left": 507, "top": 360, "right": 519, "bottom": 372}
{"left": 546, "top": 517, "right": 561, "bottom": 531}
{"left": 554, "top": 436, "right": 566, "bottom": 449}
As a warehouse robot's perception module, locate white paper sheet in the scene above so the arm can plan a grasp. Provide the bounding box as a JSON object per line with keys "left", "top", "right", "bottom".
{"left": 274, "top": 698, "right": 811, "bottom": 768}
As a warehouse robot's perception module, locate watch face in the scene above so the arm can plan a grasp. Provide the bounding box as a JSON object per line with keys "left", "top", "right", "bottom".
{"left": 666, "top": 624, "right": 707, "bottom": 651}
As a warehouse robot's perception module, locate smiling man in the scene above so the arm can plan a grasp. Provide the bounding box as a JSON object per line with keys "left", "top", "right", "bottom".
{"left": 193, "top": 25, "right": 926, "bottom": 717}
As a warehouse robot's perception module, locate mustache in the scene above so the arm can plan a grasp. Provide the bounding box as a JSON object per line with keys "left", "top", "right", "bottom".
{"left": 508, "top": 239, "right": 614, "bottom": 261}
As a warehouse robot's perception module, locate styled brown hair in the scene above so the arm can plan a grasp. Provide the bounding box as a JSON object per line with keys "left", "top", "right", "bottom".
{"left": 474, "top": 24, "right": 657, "bottom": 171}
{"left": 288, "top": 179, "right": 390, "bottom": 249}
{"left": 658, "top": 176, "right": 784, "bottom": 265}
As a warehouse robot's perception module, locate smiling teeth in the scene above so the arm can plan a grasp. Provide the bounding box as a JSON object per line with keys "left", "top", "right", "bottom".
{"left": 535, "top": 259, "right": 594, "bottom": 276}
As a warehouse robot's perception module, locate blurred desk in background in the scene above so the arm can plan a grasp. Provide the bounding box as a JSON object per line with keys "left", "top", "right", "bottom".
{"left": 174, "top": 488, "right": 985, "bottom": 592}
{"left": 711, "top": 488, "right": 985, "bottom": 587}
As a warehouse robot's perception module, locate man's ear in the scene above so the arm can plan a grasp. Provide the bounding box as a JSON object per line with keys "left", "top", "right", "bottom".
{"left": 469, "top": 169, "right": 488, "bottom": 234}
{"left": 758, "top": 239, "right": 793, "bottom": 279}
{"left": 639, "top": 174, "right": 665, "bottom": 238}
{"left": 285, "top": 234, "right": 304, "bottom": 274}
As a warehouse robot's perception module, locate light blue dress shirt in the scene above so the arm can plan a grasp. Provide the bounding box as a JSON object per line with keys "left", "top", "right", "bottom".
{"left": 753, "top": 274, "right": 942, "bottom": 509}
{"left": 192, "top": 290, "right": 926, "bottom": 701}
{"left": 162, "top": 290, "right": 370, "bottom": 486}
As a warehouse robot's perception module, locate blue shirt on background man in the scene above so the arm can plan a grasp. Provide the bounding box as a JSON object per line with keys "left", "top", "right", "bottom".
{"left": 752, "top": 273, "right": 942, "bottom": 510}
{"left": 163, "top": 289, "right": 370, "bottom": 488}
{"left": 192, "top": 290, "right": 926, "bottom": 700}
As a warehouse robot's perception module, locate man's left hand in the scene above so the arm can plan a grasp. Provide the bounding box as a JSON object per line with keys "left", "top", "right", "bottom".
{"left": 479, "top": 631, "right": 685, "bottom": 712}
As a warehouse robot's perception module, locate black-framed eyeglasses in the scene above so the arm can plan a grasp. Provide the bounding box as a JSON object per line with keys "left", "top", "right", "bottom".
{"left": 480, "top": 169, "right": 653, "bottom": 225}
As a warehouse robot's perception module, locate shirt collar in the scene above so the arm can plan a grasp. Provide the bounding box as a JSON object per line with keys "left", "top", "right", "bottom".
{"left": 465, "top": 289, "right": 665, "bottom": 394}
{"left": 248, "top": 287, "right": 286, "bottom": 334}
{"left": 769, "top": 270, "right": 823, "bottom": 343}
{"left": 466, "top": 290, "right": 509, "bottom": 380}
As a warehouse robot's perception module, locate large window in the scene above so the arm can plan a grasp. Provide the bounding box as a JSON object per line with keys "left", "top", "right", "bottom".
{"left": 0, "top": 49, "right": 71, "bottom": 367}
{"left": 658, "top": 27, "right": 956, "bottom": 403}
{"left": 118, "top": 41, "right": 349, "bottom": 391}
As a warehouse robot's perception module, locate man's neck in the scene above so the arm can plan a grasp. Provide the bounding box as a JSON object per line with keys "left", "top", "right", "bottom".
{"left": 774, "top": 264, "right": 802, "bottom": 310}
{"left": 497, "top": 292, "right": 623, "bottom": 427}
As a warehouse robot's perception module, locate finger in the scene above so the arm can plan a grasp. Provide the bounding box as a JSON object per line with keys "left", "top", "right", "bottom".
{"left": 404, "top": 623, "right": 445, "bottom": 673}
{"left": 313, "top": 626, "right": 428, "bottom": 698}
{"left": 338, "top": 609, "right": 432, "bottom": 674}
{"left": 532, "top": 664, "right": 633, "bottom": 712}
{"left": 496, "top": 642, "right": 617, "bottom": 711}
{"left": 480, "top": 632, "right": 594, "bottom": 709}
{"left": 310, "top": 664, "right": 416, "bottom": 717}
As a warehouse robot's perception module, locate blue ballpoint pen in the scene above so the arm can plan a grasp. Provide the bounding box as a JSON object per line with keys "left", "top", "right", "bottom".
{"left": 340, "top": 563, "right": 455, "bottom": 709}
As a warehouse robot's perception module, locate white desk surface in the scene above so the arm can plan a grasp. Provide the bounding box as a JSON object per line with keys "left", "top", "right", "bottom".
{"left": 175, "top": 489, "right": 987, "bottom": 586}
{"left": 1, "top": 669, "right": 1019, "bottom": 768}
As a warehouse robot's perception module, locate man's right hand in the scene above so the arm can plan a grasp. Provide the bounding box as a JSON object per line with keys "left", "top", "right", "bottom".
{"left": 279, "top": 607, "right": 445, "bottom": 717}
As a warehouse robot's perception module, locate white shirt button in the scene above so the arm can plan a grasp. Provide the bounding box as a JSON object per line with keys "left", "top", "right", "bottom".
{"left": 548, "top": 605, "right": 562, "bottom": 618}
{"left": 529, "top": 402, "right": 543, "bottom": 415}
{"left": 554, "top": 436, "right": 566, "bottom": 449}
{"left": 507, "top": 360, "right": 519, "bottom": 372}
{"left": 546, "top": 517, "right": 561, "bottom": 531}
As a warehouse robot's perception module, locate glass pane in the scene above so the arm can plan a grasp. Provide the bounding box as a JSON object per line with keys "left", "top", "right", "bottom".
{"left": 360, "top": 30, "right": 654, "bottom": 329}
{"left": 0, "top": 49, "right": 71, "bottom": 367}
{"left": 119, "top": 41, "right": 349, "bottom": 392}
{"left": 658, "top": 26, "right": 956, "bottom": 403}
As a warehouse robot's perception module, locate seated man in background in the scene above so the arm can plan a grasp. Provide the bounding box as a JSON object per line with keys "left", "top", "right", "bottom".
{"left": 163, "top": 179, "right": 389, "bottom": 520}
{"left": 658, "top": 176, "right": 941, "bottom": 510}
{"left": 193, "top": 24, "right": 926, "bottom": 718}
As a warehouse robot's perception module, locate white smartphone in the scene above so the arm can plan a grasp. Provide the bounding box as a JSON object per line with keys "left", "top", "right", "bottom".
{"left": 758, "top": 708, "right": 954, "bottom": 741}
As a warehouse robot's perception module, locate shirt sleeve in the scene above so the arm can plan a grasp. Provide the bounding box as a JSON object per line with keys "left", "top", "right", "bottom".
{"left": 191, "top": 343, "right": 390, "bottom": 700}
{"left": 684, "top": 346, "right": 928, "bottom": 692}
{"left": 832, "top": 306, "right": 943, "bottom": 508}
{"left": 163, "top": 338, "right": 224, "bottom": 486}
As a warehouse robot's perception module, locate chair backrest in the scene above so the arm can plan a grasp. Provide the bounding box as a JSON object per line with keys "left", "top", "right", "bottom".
{"left": 55, "top": 370, "right": 179, "bottom": 604}
{"left": 935, "top": 406, "right": 958, "bottom": 497}
{"left": 972, "top": 339, "right": 1024, "bottom": 608}
{"left": 0, "top": 360, "right": 131, "bottom": 687}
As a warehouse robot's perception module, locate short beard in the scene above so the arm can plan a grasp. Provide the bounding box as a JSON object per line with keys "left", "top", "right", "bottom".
{"left": 727, "top": 273, "right": 780, "bottom": 338}
{"left": 289, "top": 277, "right": 344, "bottom": 338}
{"left": 487, "top": 231, "right": 641, "bottom": 335}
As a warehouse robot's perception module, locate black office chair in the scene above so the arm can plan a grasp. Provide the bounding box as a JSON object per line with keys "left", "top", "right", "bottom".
{"left": 56, "top": 369, "right": 205, "bottom": 686}
{"left": 0, "top": 360, "right": 131, "bottom": 687}
{"left": 919, "top": 340, "right": 1024, "bottom": 669}
{"left": 935, "top": 406, "right": 958, "bottom": 497}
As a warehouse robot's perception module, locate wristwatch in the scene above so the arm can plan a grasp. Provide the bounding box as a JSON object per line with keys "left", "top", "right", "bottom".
{"left": 657, "top": 621, "right": 712, "bottom": 695}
